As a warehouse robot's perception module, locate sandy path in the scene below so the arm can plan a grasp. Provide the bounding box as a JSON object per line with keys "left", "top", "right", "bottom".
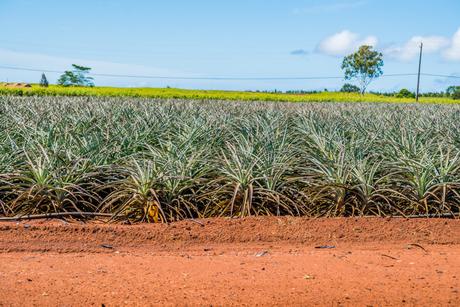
{"left": 1, "top": 217, "right": 459, "bottom": 306}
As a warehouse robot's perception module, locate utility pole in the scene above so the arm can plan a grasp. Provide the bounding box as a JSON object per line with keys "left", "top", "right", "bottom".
{"left": 416, "top": 42, "right": 423, "bottom": 102}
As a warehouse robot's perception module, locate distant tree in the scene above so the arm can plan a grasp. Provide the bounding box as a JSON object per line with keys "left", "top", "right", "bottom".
{"left": 39, "top": 73, "right": 49, "bottom": 87}
{"left": 57, "top": 71, "right": 79, "bottom": 86}
{"left": 57, "top": 64, "right": 94, "bottom": 87}
{"left": 396, "top": 88, "right": 415, "bottom": 99}
{"left": 453, "top": 90, "right": 460, "bottom": 100}
{"left": 447, "top": 86, "right": 460, "bottom": 97}
{"left": 341, "top": 45, "right": 384, "bottom": 95}
{"left": 340, "top": 83, "right": 360, "bottom": 93}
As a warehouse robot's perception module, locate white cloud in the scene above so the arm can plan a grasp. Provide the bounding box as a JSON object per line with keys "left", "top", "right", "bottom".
{"left": 316, "top": 30, "right": 378, "bottom": 57}
{"left": 443, "top": 28, "right": 460, "bottom": 61}
{"left": 385, "top": 36, "right": 449, "bottom": 61}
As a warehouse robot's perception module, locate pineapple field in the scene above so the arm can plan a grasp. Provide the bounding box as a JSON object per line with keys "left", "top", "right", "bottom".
{"left": 1, "top": 96, "right": 460, "bottom": 222}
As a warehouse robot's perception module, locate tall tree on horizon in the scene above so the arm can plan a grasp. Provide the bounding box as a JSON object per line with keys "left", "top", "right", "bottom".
{"left": 57, "top": 64, "right": 94, "bottom": 87}
{"left": 341, "top": 45, "right": 384, "bottom": 95}
{"left": 39, "top": 73, "right": 49, "bottom": 87}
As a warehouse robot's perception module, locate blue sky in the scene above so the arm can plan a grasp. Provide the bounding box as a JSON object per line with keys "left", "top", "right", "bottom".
{"left": 0, "top": 0, "right": 459, "bottom": 92}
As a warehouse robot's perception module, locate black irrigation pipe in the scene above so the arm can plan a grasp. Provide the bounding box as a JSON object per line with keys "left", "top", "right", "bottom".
{"left": 395, "top": 213, "right": 460, "bottom": 219}
{"left": 0, "top": 212, "right": 207, "bottom": 226}
{"left": 0, "top": 212, "right": 113, "bottom": 222}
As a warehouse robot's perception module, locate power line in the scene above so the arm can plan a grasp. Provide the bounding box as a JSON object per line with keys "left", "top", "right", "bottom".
{"left": 0, "top": 64, "right": 458, "bottom": 81}
{"left": 421, "top": 73, "right": 460, "bottom": 79}
{"left": 381, "top": 73, "right": 418, "bottom": 77}
{"left": 0, "top": 65, "right": 62, "bottom": 74}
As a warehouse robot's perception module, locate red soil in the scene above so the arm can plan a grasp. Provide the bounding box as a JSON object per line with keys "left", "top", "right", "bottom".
{"left": 1, "top": 217, "right": 459, "bottom": 306}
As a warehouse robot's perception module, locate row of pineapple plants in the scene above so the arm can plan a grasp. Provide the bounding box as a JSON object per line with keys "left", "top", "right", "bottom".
{"left": 1, "top": 96, "right": 459, "bottom": 222}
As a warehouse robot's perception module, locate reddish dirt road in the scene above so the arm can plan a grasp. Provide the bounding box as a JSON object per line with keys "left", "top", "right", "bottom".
{"left": 1, "top": 217, "right": 460, "bottom": 306}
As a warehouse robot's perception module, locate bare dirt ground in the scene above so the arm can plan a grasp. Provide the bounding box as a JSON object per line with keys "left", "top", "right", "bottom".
{"left": 1, "top": 217, "right": 460, "bottom": 306}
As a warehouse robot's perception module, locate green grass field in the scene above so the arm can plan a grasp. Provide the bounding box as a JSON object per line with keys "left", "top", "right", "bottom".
{"left": 0, "top": 83, "right": 456, "bottom": 104}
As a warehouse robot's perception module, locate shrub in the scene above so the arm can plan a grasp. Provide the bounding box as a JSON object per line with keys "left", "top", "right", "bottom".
{"left": 447, "top": 86, "right": 460, "bottom": 97}
{"left": 453, "top": 90, "right": 460, "bottom": 100}
{"left": 340, "top": 83, "right": 360, "bottom": 93}
{"left": 396, "top": 89, "right": 415, "bottom": 99}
